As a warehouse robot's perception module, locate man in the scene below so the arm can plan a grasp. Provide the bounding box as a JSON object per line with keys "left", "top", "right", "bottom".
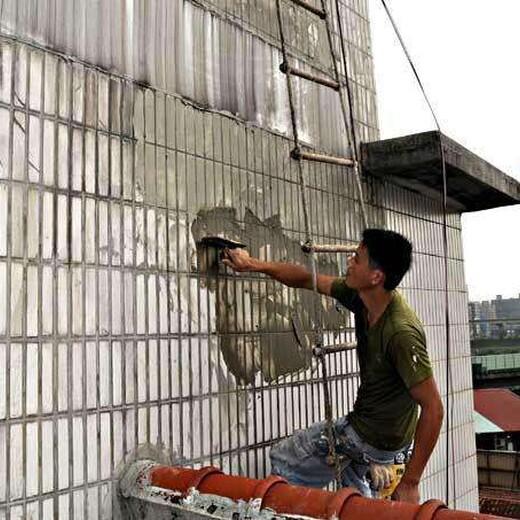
{"left": 223, "top": 229, "right": 444, "bottom": 503}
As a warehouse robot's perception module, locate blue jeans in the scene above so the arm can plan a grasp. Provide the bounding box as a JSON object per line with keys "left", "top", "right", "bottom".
{"left": 269, "top": 417, "right": 411, "bottom": 498}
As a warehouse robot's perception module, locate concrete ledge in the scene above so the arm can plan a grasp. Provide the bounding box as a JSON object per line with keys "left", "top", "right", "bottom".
{"left": 361, "top": 131, "right": 520, "bottom": 212}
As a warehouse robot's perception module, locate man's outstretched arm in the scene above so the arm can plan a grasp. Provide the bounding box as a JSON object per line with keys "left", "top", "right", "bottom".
{"left": 392, "top": 376, "right": 444, "bottom": 503}
{"left": 222, "top": 247, "right": 336, "bottom": 296}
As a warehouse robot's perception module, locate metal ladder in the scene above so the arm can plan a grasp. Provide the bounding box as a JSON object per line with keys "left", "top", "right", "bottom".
{"left": 274, "top": 0, "right": 369, "bottom": 486}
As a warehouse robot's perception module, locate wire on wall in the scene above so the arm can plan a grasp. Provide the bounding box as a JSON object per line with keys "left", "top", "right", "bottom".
{"left": 379, "top": 0, "right": 455, "bottom": 506}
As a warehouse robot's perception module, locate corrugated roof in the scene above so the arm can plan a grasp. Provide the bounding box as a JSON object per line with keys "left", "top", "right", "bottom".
{"left": 473, "top": 411, "right": 503, "bottom": 434}
{"left": 474, "top": 389, "right": 520, "bottom": 432}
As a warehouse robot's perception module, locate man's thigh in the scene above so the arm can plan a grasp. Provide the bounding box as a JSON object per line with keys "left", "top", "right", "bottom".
{"left": 269, "top": 421, "right": 335, "bottom": 488}
{"left": 334, "top": 417, "right": 412, "bottom": 497}
{"left": 270, "top": 417, "right": 409, "bottom": 498}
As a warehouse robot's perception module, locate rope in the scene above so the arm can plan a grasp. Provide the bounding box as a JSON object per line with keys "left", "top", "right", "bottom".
{"left": 329, "top": 0, "right": 368, "bottom": 230}
{"left": 275, "top": 0, "right": 373, "bottom": 490}
{"left": 274, "top": 0, "right": 340, "bottom": 487}
{"left": 379, "top": 0, "right": 454, "bottom": 506}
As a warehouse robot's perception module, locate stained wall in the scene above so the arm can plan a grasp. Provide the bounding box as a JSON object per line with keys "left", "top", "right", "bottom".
{"left": 0, "top": 1, "right": 477, "bottom": 518}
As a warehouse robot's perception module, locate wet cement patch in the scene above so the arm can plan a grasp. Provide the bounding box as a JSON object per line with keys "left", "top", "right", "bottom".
{"left": 191, "top": 207, "right": 350, "bottom": 385}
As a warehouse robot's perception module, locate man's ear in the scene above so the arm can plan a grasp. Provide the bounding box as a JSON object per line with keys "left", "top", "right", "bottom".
{"left": 372, "top": 269, "right": 385, "bottom": 286}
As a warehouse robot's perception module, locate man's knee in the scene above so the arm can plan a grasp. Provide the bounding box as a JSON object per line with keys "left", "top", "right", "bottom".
{"left": 268, "top": 423, "right": 335, "bottom": 488}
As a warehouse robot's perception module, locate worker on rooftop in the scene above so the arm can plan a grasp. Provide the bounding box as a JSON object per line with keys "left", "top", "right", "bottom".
{"left": 223, "top": 228, "right": 444, "bottom": 503}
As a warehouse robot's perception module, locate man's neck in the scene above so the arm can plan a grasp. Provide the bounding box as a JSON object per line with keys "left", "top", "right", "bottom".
{"left": 359, "top": 287, "right": 394, "bottom": 327}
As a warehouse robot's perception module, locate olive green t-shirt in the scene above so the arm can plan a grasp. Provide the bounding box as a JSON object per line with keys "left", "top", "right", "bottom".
{"left": 331, "top": 278, "right": 433, "bottom": 450}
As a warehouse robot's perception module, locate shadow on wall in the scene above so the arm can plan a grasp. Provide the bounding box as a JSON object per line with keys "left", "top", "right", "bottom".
{"left": 191, "top": 207, "right": 350, "bottom": 385}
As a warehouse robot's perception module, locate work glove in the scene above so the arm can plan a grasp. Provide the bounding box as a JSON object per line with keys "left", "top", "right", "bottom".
{"left": 368, "top": 462, "right": 394, "bottom": 490}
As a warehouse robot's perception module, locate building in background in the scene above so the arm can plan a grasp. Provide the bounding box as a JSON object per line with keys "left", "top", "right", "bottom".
{"left": 0, "top": 1, "right": 519, "bottom": 518}
{"left": 469, "top": 295, "right": 520, "bottom": 341}
{"left": 470, "top": 295, "right": 520, "bottom": 392}
{"left": 469, "top": 300, "right": 497, "bottom": 339}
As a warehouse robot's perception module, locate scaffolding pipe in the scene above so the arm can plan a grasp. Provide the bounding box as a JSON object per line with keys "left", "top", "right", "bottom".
{"left": 291, "top": 148, "right": 356, "bottom": 167}
{"left": 313, "top": 343, "right": 357, "bottom": 357}
{"left": 120, "top": 461, "right": 507, "bottom": 520}
{"left": 301, "top": 241, "right": 358, "bottom": 254}
{"left": 287, "top": 0, "right": 326, "bottom": 18}
{"left": 280, "top": 62, "right": 340, "bottom": 90}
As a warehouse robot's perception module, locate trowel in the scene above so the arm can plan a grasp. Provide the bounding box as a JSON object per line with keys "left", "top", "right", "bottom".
{"left": 197, "top": 236, "right": 247, "bottom": 276}
{"left": 198, "top": 236, "right": 247, "bottom": 251}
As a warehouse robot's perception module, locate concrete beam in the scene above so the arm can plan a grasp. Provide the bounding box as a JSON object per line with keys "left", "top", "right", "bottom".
{"left": 361, "top": 131, "right": 520, "bottom": 212}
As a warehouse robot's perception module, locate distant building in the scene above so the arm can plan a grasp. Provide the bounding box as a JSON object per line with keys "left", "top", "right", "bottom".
{"left": 469, "top": 300, "right": 497, "bottom": 338}
{"left": 495, "top": 294, "right": 520, "bottom": 321}
{"left": 469, "top": 294, "right": 520, "bottom": 340}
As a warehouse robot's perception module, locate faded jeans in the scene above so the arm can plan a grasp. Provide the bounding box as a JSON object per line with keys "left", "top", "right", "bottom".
{"left": 269, "top": 416, "right": 411, "bottom": 498}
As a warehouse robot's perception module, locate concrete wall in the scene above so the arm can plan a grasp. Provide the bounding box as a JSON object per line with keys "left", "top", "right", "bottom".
{"left": 0, "top": 1, "right": 478, "bottom": 518}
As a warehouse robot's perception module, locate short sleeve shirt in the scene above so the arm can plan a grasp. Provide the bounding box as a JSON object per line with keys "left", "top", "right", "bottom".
{"left": 331, "top": 278, "right": 433, "bottom": 450}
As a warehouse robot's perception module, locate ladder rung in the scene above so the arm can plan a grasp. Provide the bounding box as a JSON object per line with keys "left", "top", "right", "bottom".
{"left": 280, "top": 62, "right": 340, "bottom": 91}
{"left": 287, "top": 0, "right": 326, "bottom": 18}
{"left": 302, "top": 241, "right": 358, "bottom": 254}
{"left": 313, "top": 343, "right": 357, "bottom": 356}
{"left": 291, "top": 148, "right": 356, "bottom": 167}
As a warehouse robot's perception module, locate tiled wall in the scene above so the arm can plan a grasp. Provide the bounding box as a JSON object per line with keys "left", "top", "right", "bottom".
{"left": 379, "top": 182, "right": 478, "bottom": 509}
{"left": 0, "top": 1, "right": 477, "bottom": 517}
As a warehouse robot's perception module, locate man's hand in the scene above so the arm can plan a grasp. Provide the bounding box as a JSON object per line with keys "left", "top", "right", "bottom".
{"left": 391, "top": 478, "right": 420, "bottom": 503}
{"left": 369, "top": 462, "right": 393, "bottom": 490}
{"left": 222, "top": 248, "right": 258, "bottom": 272}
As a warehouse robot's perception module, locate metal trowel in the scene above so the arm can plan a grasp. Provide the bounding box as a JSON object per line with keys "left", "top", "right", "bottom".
{"left": 197, "top": 236, "right": 247, "bottom": 276}
{"left": 198, "top": 236, "right": 247, "bottom": 251}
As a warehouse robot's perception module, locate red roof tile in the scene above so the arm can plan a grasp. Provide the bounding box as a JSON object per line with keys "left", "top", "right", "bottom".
{"left": 474, "top": 389, "right": 520, "bottom": 432}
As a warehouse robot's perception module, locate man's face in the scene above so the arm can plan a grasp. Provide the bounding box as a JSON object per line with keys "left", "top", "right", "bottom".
{"left": 345, "top": 244, "right": 383, "bottom": 290}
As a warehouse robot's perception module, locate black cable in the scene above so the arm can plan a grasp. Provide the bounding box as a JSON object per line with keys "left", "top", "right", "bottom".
{"left": 378, "top": 0, "right": 454, "bottom": 506}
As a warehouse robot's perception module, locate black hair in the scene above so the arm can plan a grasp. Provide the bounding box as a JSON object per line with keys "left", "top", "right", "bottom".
{"left": 361, "top": 229, "right": 412, "bottom": 291}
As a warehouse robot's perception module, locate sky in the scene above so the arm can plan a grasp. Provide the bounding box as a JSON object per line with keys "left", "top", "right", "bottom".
{"left": 368, "top": 0, "right": 520, "bottom": 302}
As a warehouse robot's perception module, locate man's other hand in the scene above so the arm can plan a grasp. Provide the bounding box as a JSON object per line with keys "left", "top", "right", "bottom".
{"left": 391, "top": 479, "right": 420, "bottom": 503}
{"left": 222, "top": 248, "right": 257, "bottom": 272}
{"left": 368, "top": 463, "right": 393, "bottom": 490}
